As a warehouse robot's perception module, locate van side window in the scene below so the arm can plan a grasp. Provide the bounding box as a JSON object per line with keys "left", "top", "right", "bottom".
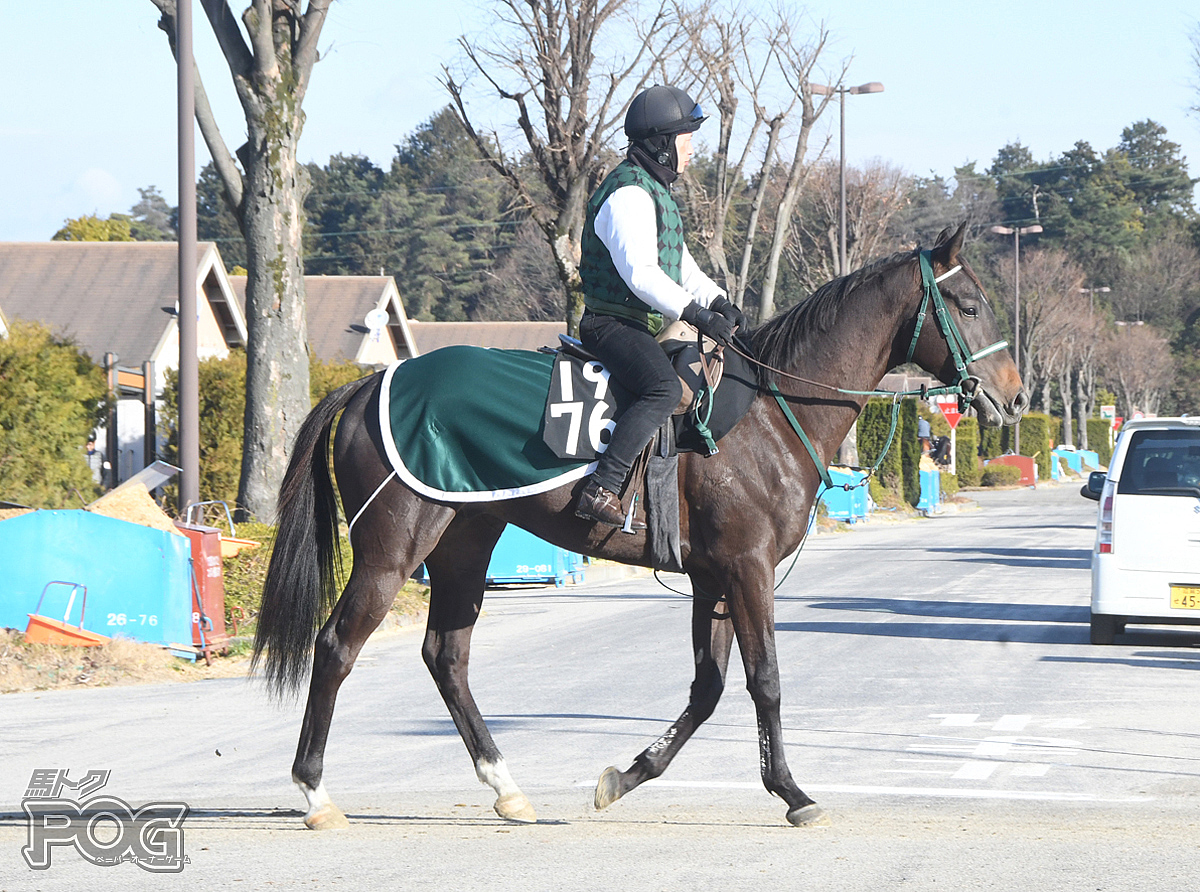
{"left": 1117, "top": 430, "right": 1200, "bottom": 496}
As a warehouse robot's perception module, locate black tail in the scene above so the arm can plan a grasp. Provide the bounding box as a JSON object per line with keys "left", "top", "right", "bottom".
{"left": 252, "top": 374, "right": 378, "bottom": 698}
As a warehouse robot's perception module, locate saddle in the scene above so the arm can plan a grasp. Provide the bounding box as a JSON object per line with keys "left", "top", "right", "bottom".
{"left": 544, "top": 324, "right": 759, "bottom": 570}
{"left": 552, "top": 320, "right": 729, "bottom": 455}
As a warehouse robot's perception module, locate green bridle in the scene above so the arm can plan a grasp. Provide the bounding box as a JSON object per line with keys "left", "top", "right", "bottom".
{"left": 905, "top": 250, "right": 1009, "bottom": 409}
{"left": 768, "top": 249, "right": 1009, "bottom": 492}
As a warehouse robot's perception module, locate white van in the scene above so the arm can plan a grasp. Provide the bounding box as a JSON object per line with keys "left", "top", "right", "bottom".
{"left": 1081, "top": 416, "right": 1200, "bottom": 644}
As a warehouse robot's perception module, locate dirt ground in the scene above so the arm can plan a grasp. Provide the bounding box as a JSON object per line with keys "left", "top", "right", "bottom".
{"left": 0, "top": 586, "right": 430, "bottom": 695}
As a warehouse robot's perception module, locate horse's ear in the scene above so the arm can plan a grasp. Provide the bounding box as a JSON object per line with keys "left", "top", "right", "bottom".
{"left": 931, "top": 222, "right": 967, "bottom": 266}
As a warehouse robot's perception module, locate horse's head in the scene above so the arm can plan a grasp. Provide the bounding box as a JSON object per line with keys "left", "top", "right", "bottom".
{"left": 907, "top": 223, "right": 1028, "bottom": 428}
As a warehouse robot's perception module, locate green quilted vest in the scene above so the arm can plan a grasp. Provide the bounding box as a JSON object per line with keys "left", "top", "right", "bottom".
{"left": 581, "top": 160, "right": 684, "bottom": 335}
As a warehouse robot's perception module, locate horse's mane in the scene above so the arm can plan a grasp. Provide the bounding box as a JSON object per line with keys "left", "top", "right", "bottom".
{"left": 745, "top": 248, "right": 919, "bottom": 384}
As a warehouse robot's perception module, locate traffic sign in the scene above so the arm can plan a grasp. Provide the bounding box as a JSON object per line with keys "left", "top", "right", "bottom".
{"left": 934, "top": 395, "right": 962, "bottom": 429}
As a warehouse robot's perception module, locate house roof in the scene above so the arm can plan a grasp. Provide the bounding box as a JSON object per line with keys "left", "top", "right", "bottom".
{"left": 408, "top": 321, "right": 566, "bottom": 355}
{"left": 228, "top": 275, "right": 419, "bottom": 364}
{"left": 0, "top": 241, "right": 245, "bottom": 366}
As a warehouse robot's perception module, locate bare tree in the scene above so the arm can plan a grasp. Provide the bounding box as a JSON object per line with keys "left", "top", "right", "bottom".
{"left": 150, "top": 0, "right": 330, "bottom": 519}
{"left": 443, "top": 0, "right": 682, "bottom": 333}
{"left": 787, "top": 159, "right": 908, "bottom": 294}
{"left": 1110, "top": 232, "right": 1200, "bottom": 327}
{"left": 1101, "top": 323, "right": 1176, "bottom": 418}
{"left": 993, "top": 248, "right": 1084, "bottom": 409}
{"left": 753, "top": 25, "right": 838, "bottom": 323}
{"left": 672, "top": 2, "right": 836, "bottom": 311}
{"left": 475, "top": 221, "right": 565, "bottom": 322}
{"left": 1071, "top": 310, "right": 1106, "bottom": 449}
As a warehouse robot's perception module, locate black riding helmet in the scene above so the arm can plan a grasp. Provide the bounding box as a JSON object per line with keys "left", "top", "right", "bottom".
{"left": 625, "top": 85, "right": 706, "bottom": 173}
{"left": 624, "top": 85, "right": 707, "bottom": 140}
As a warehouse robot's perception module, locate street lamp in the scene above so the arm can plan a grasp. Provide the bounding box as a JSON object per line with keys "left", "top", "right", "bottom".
{"left": 989, "top": 223, "right": 1043, "bottom": 454}
{"left": 1079, "top": 285, "right": 1110, "bottom": 315}
{"left": 811, "top": 80, "right": 884, "bottom": 276}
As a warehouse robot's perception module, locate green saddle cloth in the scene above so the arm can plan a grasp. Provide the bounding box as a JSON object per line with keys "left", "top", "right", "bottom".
{"left": 379, "top": 346, "right": 594, "bottom": 502}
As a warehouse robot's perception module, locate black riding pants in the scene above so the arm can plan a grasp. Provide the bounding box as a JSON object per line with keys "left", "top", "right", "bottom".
{"left": 579, "top": 311, "right": 683, "bottom": 494}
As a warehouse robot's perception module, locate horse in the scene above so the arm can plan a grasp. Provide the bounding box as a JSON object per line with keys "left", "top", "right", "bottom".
{"left": 253, "top": 223, "right": 1027, "bottom": 830}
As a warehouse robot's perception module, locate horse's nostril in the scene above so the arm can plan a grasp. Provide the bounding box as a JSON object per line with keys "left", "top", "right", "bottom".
{"left": 1013, "top": 389, "right": 1030, "bottom": 414}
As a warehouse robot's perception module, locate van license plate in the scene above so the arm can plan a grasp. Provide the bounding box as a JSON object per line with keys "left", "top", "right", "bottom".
{"left": 1170, "top": 585, "right": 1200, "bottom": 609}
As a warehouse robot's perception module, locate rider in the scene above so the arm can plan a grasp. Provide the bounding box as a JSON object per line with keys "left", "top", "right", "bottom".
{"left": 574, "top": 84, "right": 752, "bottom": 527}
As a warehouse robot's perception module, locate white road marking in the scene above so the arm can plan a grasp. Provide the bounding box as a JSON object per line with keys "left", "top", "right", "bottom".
{"left": 992, "top": 715, "right": 1032, "bottom": 732}
{"left": 952, "top": 761, "right": 998, "bottom": 780}
{"left": 931, "top": 713, "right": 980, "bottom": 726}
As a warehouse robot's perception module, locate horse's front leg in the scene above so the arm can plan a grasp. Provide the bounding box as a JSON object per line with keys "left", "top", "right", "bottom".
{"left": 594, "top": 570, "right": 735, "bottom": 809}
{"left": 725, "top": 559, "right": 826, "bottom": 826}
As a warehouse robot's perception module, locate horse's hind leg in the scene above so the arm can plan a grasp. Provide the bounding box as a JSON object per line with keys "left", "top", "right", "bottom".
{"left": 595, "top": 571, "right": 735, "bottom": 810}
{"left": 420, "top": 512, "right": 538, "bottom": 823}
{"left": 292, "top": 501, "right": 455, "bottom": 830}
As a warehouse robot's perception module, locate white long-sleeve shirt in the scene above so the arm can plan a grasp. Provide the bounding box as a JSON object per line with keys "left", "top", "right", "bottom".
{"left": 592, "top": 184, "right": 725, "bottom": 320}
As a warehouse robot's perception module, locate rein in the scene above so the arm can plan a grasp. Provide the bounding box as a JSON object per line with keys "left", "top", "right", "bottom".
{"left": 733, "top": 249, "right": 1009, "bottom": 492}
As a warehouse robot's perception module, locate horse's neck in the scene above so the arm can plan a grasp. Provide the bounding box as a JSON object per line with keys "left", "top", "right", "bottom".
{"left": 776, "top": 267, "right": 917, "bottom": 460}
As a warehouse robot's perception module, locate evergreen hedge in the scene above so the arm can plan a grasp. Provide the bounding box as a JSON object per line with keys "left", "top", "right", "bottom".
{"left": 955, "top": 417, "right": 981, "bottom": 486}
{"left": 979, "top": 424, "right": 1004, "bottom": 459}
{"left": 0, "top": 320, "right": 108, "bottom": 507}
{"left": 1087, "top": 419, "right": 1113, "bottom": 467}
{"left": 1017, "top": 412, "right": 1052, "bottom": 480}
{"left": 900, "top": 398, "right": 920, "bottom": 506}
{"left": 161, "top": 352, "right": 368, "bottom": 509}
{"left": 981, "top": 463, "right": 1022, "bottom": 486}
{"left": 857, "top": 399, "right": 902, "bottom": 494}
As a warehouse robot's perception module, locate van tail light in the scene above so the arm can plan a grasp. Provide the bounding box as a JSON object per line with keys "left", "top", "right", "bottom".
{"left": 1099, "top": 490, "right": 1114, "bottom": 554}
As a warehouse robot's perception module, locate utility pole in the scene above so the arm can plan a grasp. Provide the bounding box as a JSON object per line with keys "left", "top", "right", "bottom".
{"left": 177, "top": 0, "right": 199, "bottom": 512}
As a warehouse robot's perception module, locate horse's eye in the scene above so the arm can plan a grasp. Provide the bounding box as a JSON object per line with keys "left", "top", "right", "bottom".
{"left": 961, "top": 306, "right": 978, "bottom": 318}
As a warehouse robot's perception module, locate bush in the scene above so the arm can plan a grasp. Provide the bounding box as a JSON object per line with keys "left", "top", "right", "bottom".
{"left": 940, "top": 471, "right": 959, "bottom": 497}
{"left": 979, "top": 424, "right": 1004, "bottom": 460}
{"left": 858, "top": 399, "right": 903, "bottom": 496}
{"left": 161, "top": 352, "right": 370, "bottom": 509}
{"left": 981, "top": 463, "right": 1022, "bottom": 486}
{"left": 0, "top": 320, "right": 108, "bottom": 507}
{"left": 955, "top": 417, "right": 982, "bottom": 486}
{"left": 1087, "top": 418, "right": 1113, "bottom": 467}
{"left": 220, "top": 522, "right": 428, "bottom": 636}
{"left": 1017, "top": 412, "right": 1052, "bottom": 480}
{"left": 899, "top": 398, "right": 921, "bottom": 506}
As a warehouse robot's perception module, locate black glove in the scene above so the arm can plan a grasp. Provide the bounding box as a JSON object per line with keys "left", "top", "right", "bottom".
{"left": 709, "top": 295, "right": 751, "bottom": 333}
{"left": 680, "top": 300, "right": 736, "bottom": 347}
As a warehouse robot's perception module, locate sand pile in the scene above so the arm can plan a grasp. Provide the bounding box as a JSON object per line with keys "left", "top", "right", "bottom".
{"left": 88, "top": 482, "right": 185, "bottom": 536}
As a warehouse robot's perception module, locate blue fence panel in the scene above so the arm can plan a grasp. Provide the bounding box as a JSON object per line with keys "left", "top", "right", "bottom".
{"left": 820, "top": 468, "right": 869, "bottom": 522}
{"left": 917, "top": 469, "right": 942, "bottom": 514}
{"left": 0, "top": 510, "right": 193, "bottom": 646}
{"left": 486, "top": 525, "right": 584, "bottom": 585}
{"left": 1079, "top": 450, "right": 1101, "bottom": 470}
{"left": 1051, "top": 448, "right": 1083, "bottom": 479}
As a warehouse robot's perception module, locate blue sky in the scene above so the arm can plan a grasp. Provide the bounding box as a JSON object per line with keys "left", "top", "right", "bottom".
{"left": 1, "top": 1, "right": 1197, "bottom": 241}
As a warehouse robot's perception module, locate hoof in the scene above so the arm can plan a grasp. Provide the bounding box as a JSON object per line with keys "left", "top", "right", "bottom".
{"left": 494, "top": 793, "right": 537, "bottom": 823}
{"left": 304, "top": 804, "right": 350, "bottom": 831}
{"left": 594, "top": 766, "right": 624, "bottom": 810}
{"left": 786, "top": 803, "right": 829, "bottom": 827}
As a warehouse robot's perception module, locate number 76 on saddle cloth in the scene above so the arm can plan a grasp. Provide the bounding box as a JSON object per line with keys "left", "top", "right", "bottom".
{"left": 542, "top": 357, "right": 624, "bottom": 460}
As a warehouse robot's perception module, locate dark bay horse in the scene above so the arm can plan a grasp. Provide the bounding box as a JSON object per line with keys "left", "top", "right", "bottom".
{"left": 254, "top": 223, "right": 1027, "bottom": 830}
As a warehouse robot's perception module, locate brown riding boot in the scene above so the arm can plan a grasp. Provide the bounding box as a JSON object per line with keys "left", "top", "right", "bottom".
{"left": 574, "top": 480, "right": 630, "bottom": 527}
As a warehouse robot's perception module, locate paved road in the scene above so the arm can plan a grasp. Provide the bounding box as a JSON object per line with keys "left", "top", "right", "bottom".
{"left": 3, "top": 483, "right": 1199, "bottom": 890}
